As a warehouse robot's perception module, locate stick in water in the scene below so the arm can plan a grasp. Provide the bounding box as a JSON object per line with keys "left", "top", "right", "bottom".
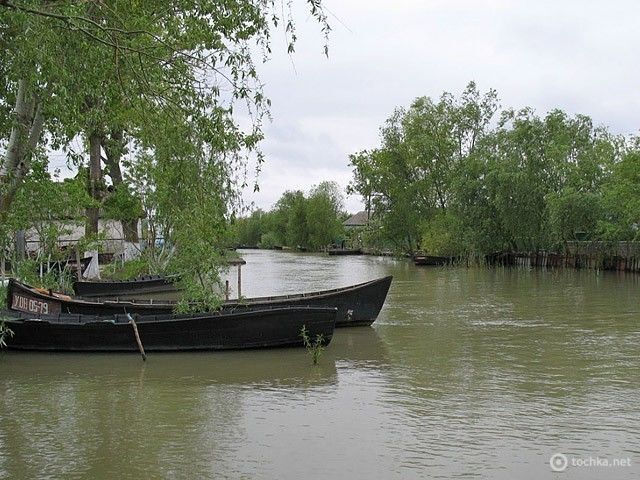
{"left": 126, "top": 313, "right": 147, "bottom": 361}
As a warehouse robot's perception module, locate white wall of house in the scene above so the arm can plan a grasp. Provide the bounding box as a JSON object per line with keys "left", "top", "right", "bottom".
{"left": 24, "top": 219, "right": 143, "bottom": 255}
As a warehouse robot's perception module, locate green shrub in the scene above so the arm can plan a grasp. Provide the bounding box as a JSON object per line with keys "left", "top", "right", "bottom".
{"left": 259, "top": 231, "right": 280, "bottom": 249}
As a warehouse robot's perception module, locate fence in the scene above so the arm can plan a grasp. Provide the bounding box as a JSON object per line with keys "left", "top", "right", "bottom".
{"left": 485, "top": 241, "right": 640, "bottom": 273}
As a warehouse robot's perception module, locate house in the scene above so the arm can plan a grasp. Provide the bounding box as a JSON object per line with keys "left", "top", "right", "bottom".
{"left": 343, "top": 211, "right": 370, "bottom": 229}
{"left": 24, "top": 218, "right": 143, "bottom": 259}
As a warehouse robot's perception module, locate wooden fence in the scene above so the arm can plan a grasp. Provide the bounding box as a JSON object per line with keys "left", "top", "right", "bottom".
{"left": 485, "top": 241, "right": 640, "bottom": 272}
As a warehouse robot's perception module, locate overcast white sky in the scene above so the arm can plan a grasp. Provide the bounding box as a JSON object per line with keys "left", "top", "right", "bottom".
{"left": 241, "top": 0, "right": 640, "bottom": 213}
{"left": 45, "top": 1, "right": 640, "bottom": 214}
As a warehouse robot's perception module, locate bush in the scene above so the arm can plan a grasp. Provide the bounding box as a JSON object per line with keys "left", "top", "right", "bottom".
{"left": 102, "top": 258, "right": 150, "bottom": 280}
{"left": 419, "top": 212, "right": 465, "bottom": 256}
{"left": 259, "top": 231, "right": 280, "bottom": 249}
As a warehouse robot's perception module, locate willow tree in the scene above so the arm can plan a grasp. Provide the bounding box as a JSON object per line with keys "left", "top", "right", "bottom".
{"left": 0, "top": 0, "right": 331, "bottom": 207}
{"left": 1, "top": 0, "right": 330, "bottom": 299}
{"left": 349, "top": 84, "right": 626, "bottom": 256}
{"left": 348, "top": 83, "right": 498, "bottom": 253}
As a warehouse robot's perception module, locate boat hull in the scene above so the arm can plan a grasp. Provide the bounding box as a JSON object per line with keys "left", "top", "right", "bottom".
{"left": 413, "top": 255, "right": 455, "bottom": 266}
{"left": 228, "top": 276, "right": 392, "bottom": 327}
{"left": 74, "top": 276, "right": 181, "bottom": 301}
{"left": 1, "top": 307, "right": 336, "bottom": 352}
{"left": 327, "top": 248, "right": 362, "bottom": 256}
{"left": 7, "top": 276, "right": 393, "bottom": 327}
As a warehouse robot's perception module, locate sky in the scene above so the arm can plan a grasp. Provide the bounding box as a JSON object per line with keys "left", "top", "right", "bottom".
{"left": 43, "top": 1, "right": 640, "bottom": 214}
{"left": 240, "top": 0, "right": 640, "bottom": 213}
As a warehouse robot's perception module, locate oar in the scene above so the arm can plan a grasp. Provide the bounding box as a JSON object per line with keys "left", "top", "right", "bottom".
{"left": 126, "top": 313, "right": 147, "bottom": 361}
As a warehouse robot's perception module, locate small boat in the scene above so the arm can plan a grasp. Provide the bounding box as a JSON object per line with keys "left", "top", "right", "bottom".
{"left": 413, "top": 255, "right": 455, "bottom": 266}
{"left": 327, "top": 248, "right": 362, "bottom": 256}
{"left": 74, "top": 276, "right": 181, "bottom": 301}
{"left": 7, "top": 276, "right": 393, "bottom": 327}
{"left": 0, "top": 306, "right": 337, "bottom": 352}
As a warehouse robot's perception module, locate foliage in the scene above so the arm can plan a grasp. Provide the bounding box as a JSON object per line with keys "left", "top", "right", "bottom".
{"left": 300, "top": 325, "right": 324, "bottom": 365}
{"left": 232, "top": 181, "right": 345, "bottom": 250}
{"left": 147, "top": 134, "right": 236, "bottom": 311}
{"left": 230, "top": 209, "right": 267, "bottom": 247}
{"left": 547, "top": 188, "right": 603, "bottom": 243}
{"left": 0, "top": 160, "right": 90, "bottom": 259}
{"left": 0, "top": 160, "right": 92, "bottom": 294}
{"left": 599, "top": 150, "right": 640, "bottom": 240}
{"left": 1, "top": 1, "right": 331, "bottom": 308}
{"left": 259, "top": 231, "right": 281, "bottom": 249}
{"left": 0, "top": 285, "right": 6, "bottom": 310}
{"left": 11, "top": 257, "right": 75, "bottom": 293}
{"left": 101, "top": 184, "right": 143, "bottom": 222}
{"left": 101, "top": 258, "right": 150, "bottom": 281}
{"left": 419, "top": 211, "right": 465, "bottom": 256}
{"left": 277, "top": 190, "right": 308, "bottom": 247}
{"left": 306, "top": 182, "right": 344, "bottom": 250}
{"left": 349, "top": 83, "right": 628, "bottom": 256}
{"left": 349, "top": 218, "right": 392, "bottom": 253}
{"left": 348, "top": 83, "right": 498, "bottom": 254}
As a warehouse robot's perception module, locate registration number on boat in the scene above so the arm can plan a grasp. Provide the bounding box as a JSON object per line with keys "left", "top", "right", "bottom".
{"left": 11, "top": 293, "right": 60, "bottom": 315}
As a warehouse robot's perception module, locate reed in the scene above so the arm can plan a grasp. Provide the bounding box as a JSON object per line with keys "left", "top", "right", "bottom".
{"left": 300, "top": 325, "right": 324, "bottom": 365}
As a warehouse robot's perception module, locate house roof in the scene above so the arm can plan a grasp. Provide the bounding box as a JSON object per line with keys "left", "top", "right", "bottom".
{"left": 343, "top": 211, "right": 369, "bottom": 227}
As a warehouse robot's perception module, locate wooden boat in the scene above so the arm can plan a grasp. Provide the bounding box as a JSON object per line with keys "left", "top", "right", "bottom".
{"left": 413, "top": 255, "right": 455, "bottom": 266}
{"left": 327, "top": 248, "right": 362, "bottom": 256}
{"left": 7, "top": 276, "right": 393, "bottom": 327}
{"left": 0, "top": 306, "right": 337, "bottom": 352}
{"left": 74, "top": 275, "right": 181, "bottom": 301}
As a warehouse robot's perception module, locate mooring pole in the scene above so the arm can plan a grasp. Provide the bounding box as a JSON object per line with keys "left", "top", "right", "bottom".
{"left": 237, "top": 264, "right": 242, "bottom": 299}
{"left": 75, "top": 246, "right": 82, "bottom": 281}
{"left": 126, "top": 313, "right": 147, "bottom": 361}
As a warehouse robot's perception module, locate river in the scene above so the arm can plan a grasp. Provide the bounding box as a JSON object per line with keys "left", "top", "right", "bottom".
{"left": 0, "top": 250, "right": 638, "bottom": 479}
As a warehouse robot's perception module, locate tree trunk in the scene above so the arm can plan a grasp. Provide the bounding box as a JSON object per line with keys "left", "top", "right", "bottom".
{"left": 85, "top": 133, "right": 102, "bottom": 236}
{"left": 101, "top": 130, "right": 139, "bottom": 243}
{"left": 0, "top": 80, "right": 44, "bottom": 217}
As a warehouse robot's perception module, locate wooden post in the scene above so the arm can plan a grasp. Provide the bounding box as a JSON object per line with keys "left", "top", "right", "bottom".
{"left": 75, "top": 246, "right": 82, "bottom": 281}
{"left": 15, "top": 230, "right": 26, "bottom": 260}
{"left": 126, "top": 313, "right": 146, "bottom": 361}
{"left": 225, "top": 280, "right": 230, "bottom": 300}
{"left": 85, "top": 133, "right": 102, "bottom": 236}
{"left": 237, "top": 264, "right": 242, "bottom": 299}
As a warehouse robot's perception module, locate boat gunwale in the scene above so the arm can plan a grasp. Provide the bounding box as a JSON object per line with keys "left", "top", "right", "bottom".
{"left": 1, "top": 305, "right": 339, "bottom": 325}
{"left": 10, "top": 276, "right": 393, "bottom": 308}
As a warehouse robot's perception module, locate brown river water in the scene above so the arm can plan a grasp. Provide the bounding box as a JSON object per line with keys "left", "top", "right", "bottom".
{"left": 0, "top": 249, "right": 638, "bottom": 479}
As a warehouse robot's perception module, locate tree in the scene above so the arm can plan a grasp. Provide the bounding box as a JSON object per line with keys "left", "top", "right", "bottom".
{"left": 477, "top": 108, "right": 617, "bottom": 251}
{"left": 402, "top": 82, "right": 498, "bottom": 211}
{"left": 600, "top": 148, "right": 640, "bottom": 240}
{"left": 349, "top": 85, "right": 624, "bottom": 256}
{"left": 547, "top": 188, "right": 603, "bottom": 243}
{"left": 230, "top": 209, "right": 267, "bottom": 247}
{"left": 0, "top": 1, "right": 331, "bottom": 301}
{"left": 306, "top": 181, "right": 344, "bottom": 249}
{"left": 348, "top": 82, "right": 498, "bottom": 254}
{"left": 0, "top": 0, "right": 330, "bottom": 222}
